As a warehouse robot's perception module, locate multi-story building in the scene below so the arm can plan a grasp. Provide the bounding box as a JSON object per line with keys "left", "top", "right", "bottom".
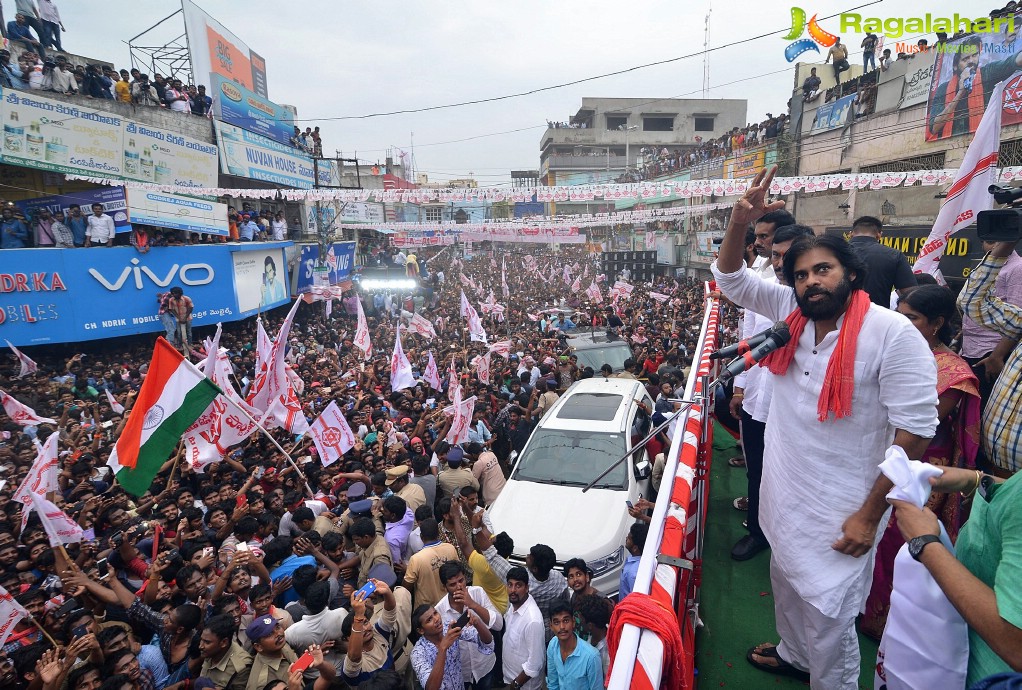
{"left": 540, "top": 97, "right": 747, "bottom": 215}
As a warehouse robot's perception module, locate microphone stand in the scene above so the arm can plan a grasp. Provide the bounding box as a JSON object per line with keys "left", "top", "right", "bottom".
{"left": 582, "top": 376, "right": 726, "bottom": 493}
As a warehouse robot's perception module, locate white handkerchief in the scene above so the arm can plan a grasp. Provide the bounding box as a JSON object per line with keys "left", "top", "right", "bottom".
{"left": 880, "top": 445, "right": 943, "bottom": 508}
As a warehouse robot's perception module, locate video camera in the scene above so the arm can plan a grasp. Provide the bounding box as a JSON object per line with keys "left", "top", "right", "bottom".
{"left": 978, "top": 185, "right": 1022, "bottom": 242}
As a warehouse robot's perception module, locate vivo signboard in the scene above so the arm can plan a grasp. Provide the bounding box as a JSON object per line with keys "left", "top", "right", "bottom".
{"left": 0, "top": 243, "right": 291, "bottom": 345}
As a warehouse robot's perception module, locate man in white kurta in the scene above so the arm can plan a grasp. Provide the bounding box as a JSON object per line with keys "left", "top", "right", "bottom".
{"left": 710, "top": 167, "right": 938, "bottom": 689}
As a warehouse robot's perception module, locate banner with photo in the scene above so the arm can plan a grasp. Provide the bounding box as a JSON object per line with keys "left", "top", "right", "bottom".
{"left": 232, "top": 246, "right": 290, "bottom": 315}
{"left": 810, "top": 93, "right": 856, "bottom": 133}
{"left": 294, "top": 242, "right": 356, "bottom": 294}
{"left": 210, "top": 74, "right": 294, "bottom": 146}
{"left": 926, "top": 21, "right": 1022, "bottom": 140}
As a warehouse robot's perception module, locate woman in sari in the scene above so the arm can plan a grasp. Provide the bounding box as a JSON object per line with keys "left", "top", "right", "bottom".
{"left": 860, "top": 284, "right": 981, "bottom": 640}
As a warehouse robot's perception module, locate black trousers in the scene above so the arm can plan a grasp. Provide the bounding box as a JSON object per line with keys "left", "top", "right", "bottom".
{"left": 739, "top": 410, "right": 767, "bottom": 542}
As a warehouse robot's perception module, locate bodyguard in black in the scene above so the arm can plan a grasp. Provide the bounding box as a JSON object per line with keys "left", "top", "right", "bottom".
{"left": 847, "top": 216, "right": 916, "bottom": 307}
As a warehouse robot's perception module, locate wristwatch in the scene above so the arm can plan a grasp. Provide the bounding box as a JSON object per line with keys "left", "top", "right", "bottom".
{"left": 908, "top": 534, "right": 941, "bottom": 561}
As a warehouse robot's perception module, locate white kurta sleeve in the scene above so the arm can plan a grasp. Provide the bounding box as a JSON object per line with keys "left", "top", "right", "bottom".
{"left": 877, "top": 315, "right": 939, "bottom": 440}
{"left": 711, "top": 261, "right": 796, "bottom": 323}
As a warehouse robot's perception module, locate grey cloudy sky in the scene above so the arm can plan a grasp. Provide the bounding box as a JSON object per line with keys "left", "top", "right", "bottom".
{"left": 51, "top": 0, "right": 980, "bottom": 184}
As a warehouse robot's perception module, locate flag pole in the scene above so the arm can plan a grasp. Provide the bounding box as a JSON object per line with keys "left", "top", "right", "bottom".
{"left": 231, "top": 403, "right": 316, "bottom": 499}
{"left": 28, "top": 616, "right": 59, "bottom": 647}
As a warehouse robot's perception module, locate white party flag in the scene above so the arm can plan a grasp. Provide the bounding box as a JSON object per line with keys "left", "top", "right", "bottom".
{"left": 30, "top": 492, "right": 84, "bottom": 546}
{"left": 309, "top": 401, "right": 356, "bottom": 467}
{"left": 5, "top": 340, "right": 37, "bottom": 378}
{"left": 0, "top": 390, "right": 56, "bottom": 426}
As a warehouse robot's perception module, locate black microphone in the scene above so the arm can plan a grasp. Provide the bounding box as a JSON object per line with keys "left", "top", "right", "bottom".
{"left": 718, "top": 322, "right": 791, "bottom": 382}
{"left": 710, "top": 323, "right": 778, "bottom": 360}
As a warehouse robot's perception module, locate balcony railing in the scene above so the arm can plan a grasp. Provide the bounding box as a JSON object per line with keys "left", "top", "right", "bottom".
{"left": 543, "top": 154, "right": 628, "bottom": 170}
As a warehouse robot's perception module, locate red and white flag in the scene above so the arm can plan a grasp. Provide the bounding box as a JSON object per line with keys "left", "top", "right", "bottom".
{"left": 309, "top": 401, "right": 356, "bottom": 467}
{"left": 586, "top": 281, "right": 603, "bottom": 304}
{"left": 613, "top": 280, "right": 634, "bottom": 297}
{"left": 255, "top": 318, "right": 272, "bottom": 374}
{"left": 476, "top": 352, "right": 491, "bottom": 384}
{"left": 461, "top": 291, "right": 487, "bottom": 342}
{"left": 105, "top": 388, "right": 125, "bottom": 415}
{"left": 447, "top": 358, "right": 461, "bottom": 402}
{"left": 487, "top": 340, "right": 513, "bottom": 358}
{"left": 184, "top": 346, "right": 261, "bottom": 473}
{"left": 445, "top": 394, "right": 478, "bottom": 445}
{"left": 649, "top": 291, "right": 671, "bottom": 303}
{"left": 247, "top": 300, "right": 308, "bottom": 435}
{"left": 571, "top": 276, "right": 581, "bottom": 293}
{"left": 0, "top": 585, "right": 28, "bottom": 648}
{"left": 0, "top": 390, "right": 55, "bottom": 426}
{"left": 30, "top": 492, "right": 83, "bottom": 546}
{"left": 424, "top": 351, "right": 442, "bottom": 390}
{"left": 354, "top": 297, "right": 372, "bottom": 359}
{"left": 501, "top": 259, "right": 509, "bottom": 298}
{"left": 914, "top": 80, "right": 1005, "bottom": 278}
{"left": 408, "top": 312, "right": 437, "bottom": 340}
{"left": 563, "top": 265, "right": 572, "bottom": 286}
{"left": 390, "top": 327, "right": 416, "bottom": 392}
{"left": 5, "top": 340, "right": 37, "bottom": 378}
{"left": 12, "top": 433, "right": 59, "bottom": 531}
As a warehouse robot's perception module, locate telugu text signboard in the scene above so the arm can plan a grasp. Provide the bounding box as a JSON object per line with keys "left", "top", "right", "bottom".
{"left": 215, "top": 120, "right": 317, "bottom": 188}
{"left": 122, "top": 121, "right": 219, "bottom": 189}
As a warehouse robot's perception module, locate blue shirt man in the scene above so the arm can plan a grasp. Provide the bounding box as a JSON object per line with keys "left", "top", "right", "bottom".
{"left": 546, "top": 602, "right": 604, "bottom": 690}
{"left": 239, "top": 217, "right": 258, "bottom": 241}
{"left": 618, "top": 522, "right": 648, "bottom": 601}
{"left": 1, "top": 211, "right": 29, "bottom": 249}
{"left": 66, "top": 208, "right": 88, "bottom": 246}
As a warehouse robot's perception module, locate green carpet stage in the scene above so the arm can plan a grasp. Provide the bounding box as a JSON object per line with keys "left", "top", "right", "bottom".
{"left": 694, "top": 421, "right": 879, "bottom": 689}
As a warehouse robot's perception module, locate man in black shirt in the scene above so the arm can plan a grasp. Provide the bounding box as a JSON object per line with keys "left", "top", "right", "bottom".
{"left": 847, "top": 216, "right": 916, "bottom": 307}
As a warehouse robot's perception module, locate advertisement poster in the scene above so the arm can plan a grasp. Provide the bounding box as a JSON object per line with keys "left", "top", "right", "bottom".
{"left": 0, "top": 245, "right": 247, "bottom": 345}
{"left": 294, "top": 242, "right": 356, "bottom": 293}
{"left": 210, "top": 74, "right": 294, "bottom": 146}
{"left": 926, "top": 19, "right": 1022, "bottom": 140}
{"left": 809, "top": 94, "right": 856, "bottom": 133}
{"left": 125, "top": 188, "right": 229, "bottom": 236}
{"left": 0, "top": 88, "right": 219, "bottom": 186}
{"left": 15, "top": 187, "right": 131, "bottom": 232}
{"left": 182, "top": 0, "right": 268, "bottom": 98}
{"left": 338, "top": 202, "right": 385, "bottom": 224}
{"left": 724, "top": 150, "right": 766, "bottom": 179}
{"left": 232, "top": 247, "right": 289, "bottom": 314}
{"left": 2, "top": 89, "right": 124, "bottom": 176}
{"left": 121, "top": 121, "right": 219, "bottom": 189}
{"left": 215, "top": 121, "right": 317, "bottom": 188}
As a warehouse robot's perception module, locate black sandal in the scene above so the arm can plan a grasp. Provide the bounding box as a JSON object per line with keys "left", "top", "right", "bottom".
{"left": 746, "top": 644, "right": 810, "bottom": 682}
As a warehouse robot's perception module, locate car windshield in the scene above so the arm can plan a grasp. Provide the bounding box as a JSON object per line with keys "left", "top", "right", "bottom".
{"left": 513, "top": 428, "right": 628, "bottom": 489}
{"left": 571, "top": 344, "right": 631, "bottom": 372}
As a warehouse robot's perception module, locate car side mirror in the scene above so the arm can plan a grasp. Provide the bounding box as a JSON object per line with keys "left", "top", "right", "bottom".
{"left": 634, "top": 459, "right": 652, "bottom": 481}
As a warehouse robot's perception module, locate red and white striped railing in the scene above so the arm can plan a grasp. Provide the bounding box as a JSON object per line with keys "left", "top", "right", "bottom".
{"left": 607, "top": 284, "right": 721, "bottom": 690}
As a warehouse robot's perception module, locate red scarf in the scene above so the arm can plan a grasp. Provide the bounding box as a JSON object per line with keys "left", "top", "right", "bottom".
{"left": 941, "top": 68, "right": 984, "bottom": 139}
{"left": 761, "top": 289, "right": 871, "bottom": 421}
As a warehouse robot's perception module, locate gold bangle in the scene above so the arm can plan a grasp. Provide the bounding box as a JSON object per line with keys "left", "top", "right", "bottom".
{"left": 961, "top": 470, "right": 982, "bottom": 499}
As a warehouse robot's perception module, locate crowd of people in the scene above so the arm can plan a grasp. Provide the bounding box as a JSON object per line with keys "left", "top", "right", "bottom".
{"left": 618, "top": 115, "right": 789, "bottom": 184}
{"left": 0, "top": 198, "right": 304, "bottom": 249}
{"left": 0, "top": 240, "right": 724, "bottom": 690}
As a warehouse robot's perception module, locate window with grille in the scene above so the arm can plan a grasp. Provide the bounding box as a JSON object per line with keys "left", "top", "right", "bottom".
{"left": 999, "top": 139, "right": 1022, "bottom": 167}
{"left": 859, "top": 153, "right": 946, "bottom": 174}
{"left": 424, "top": 207, "right": 443, "bottom": 222}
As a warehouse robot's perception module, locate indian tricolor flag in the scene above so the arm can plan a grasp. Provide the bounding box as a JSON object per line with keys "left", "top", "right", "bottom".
{"left": 107, "top": 338, "right": 220, "bottom": 496}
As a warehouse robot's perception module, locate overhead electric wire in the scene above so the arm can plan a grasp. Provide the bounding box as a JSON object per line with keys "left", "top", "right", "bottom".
{"left": 293, "top": 0, "right": 883, "bottom": 122}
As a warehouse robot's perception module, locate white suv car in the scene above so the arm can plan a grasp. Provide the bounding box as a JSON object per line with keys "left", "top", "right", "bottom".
{"left": 487, "top": 377, "right": 655, "bottom": 596}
